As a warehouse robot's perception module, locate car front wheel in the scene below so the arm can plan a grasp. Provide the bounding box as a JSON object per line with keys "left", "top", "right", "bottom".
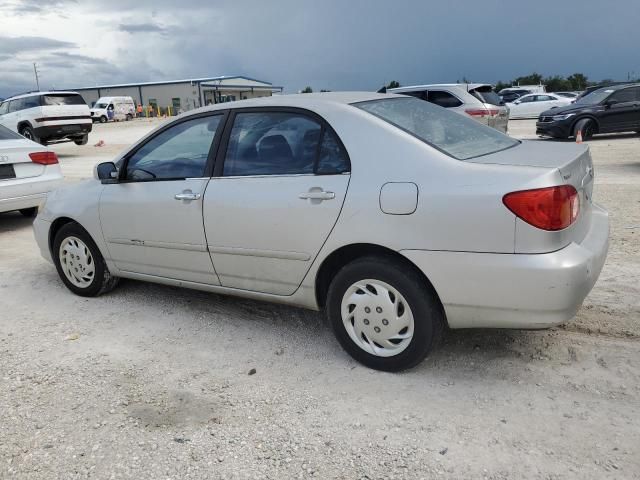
{"left": 573, "top": 118, "right": 595, "bottom": 140}
{"left": 326, "top": 256, "right": 444, "bottom": 371}
{"left": 53, "top": 222, "right": 119, "bottom": 297}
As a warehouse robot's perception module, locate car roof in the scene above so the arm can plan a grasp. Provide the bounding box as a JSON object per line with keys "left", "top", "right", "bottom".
{"left": 190, "top": 91, "right": 403, "bottom": 114}
{"left": 594, "top": 82, "right": 640, "bottom": 91}
{"left": 389, "top": 83, "right": 490, "bottom": 93}
{"left": 4, "top": 91, "right": 81, "bottom": 101}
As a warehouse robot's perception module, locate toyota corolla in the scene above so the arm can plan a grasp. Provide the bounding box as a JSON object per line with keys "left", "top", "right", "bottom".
{"left": 33, "top": 92, "right": 609, "bottom": 371}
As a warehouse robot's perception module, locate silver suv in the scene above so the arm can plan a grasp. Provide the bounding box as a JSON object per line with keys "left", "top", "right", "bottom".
{"left": 388, "top": 83, "right": 509, "bottom": 133}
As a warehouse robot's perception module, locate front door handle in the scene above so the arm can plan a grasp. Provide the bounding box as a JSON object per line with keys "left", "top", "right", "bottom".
{"left": 174, "top": 191, "right": 201, "bottom": 201}
{"left": 299, "top": 190, "right": 335, "bottom": 201}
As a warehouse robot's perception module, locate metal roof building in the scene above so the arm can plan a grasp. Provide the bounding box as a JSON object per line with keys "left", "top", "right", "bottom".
{"left": 69, "top": 75, "right": 283, "bottom": 112}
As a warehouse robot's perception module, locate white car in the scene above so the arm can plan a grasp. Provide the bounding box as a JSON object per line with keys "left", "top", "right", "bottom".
{"left": 0, "top": 125, "right": 63, "bottom": 216}
{"left": 0, "top": 91, "right": 92, "bottom": 145}
{"left": 33, "top": 93, "right": 609, "bottom": 371}
{"left": 507, "top": 93, "right": 573, "bottom": 119}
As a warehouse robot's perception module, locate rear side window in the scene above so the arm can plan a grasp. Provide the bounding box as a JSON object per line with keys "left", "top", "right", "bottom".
{"left": 469, "top": 88, "right": 503, "bottom": 106}
{"left": 609, "top": 88, "right": 639, "bottom": 103}
{"left": 316, "top": 129, "right": 350, "bottom": 175}
{"left": 0, "top": 124, "right": 22, "bottom": 140}
{"left": 22, "top": 96, "right": 40, "bottom": 109}
{"left": 8, "top": 99, "right": 24, "bottom": 112}
{"left": 355, "top": 97, "right": 518, "bottom": 161}
{"left": 427, "top": 91, "right": 462, "bottom": 108}
{"left": 41, "top": 94, "right": 86, "bottom": 106}
{"left": 401, "top": 90, "right": 428, "bottom": 101}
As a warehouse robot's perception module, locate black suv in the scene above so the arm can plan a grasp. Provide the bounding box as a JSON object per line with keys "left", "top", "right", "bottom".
{"left": 536, "top": 84, "right": 640, "bottom": 139}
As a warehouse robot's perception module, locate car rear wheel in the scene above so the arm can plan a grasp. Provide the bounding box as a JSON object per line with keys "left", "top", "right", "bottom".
{"left": 19, "top": 125, "right": 41, "bottom": 144}
{"left": 74, "top": 134, "right": 89, "bottom": 146}
{"left": 126, "top": 114, "right": 133, "bottom": 121}
{"left": 53, "top": 222, "right": 119, "bottom": 297}
{"left": 573, "top": 118, "right": 595, "bottom": 140}
{"left": 326, "top": 256, "right": 444, "bottom": 371}
{"left": 19, "top": 207, "right": 37, "bottom": 217}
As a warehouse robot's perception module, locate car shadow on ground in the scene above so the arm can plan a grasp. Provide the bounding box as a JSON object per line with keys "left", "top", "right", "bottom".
{"left": 0, "top": 211, "right": 34, "bottom": 233}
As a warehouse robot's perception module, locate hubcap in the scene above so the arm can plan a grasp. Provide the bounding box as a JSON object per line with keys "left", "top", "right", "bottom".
{"left": 341, "top": 279, "right": 415, "bottom": 357}
{"left": 59, "top": 236, "right": 95, "bottom": 288}
{"left": 23, "top": 130, "right": 32, "bottom": 139}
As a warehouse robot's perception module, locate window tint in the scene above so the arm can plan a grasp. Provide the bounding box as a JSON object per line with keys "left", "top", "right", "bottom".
{"left": 41, "top": 94, "right": 86, "bottom": 106}
{"left": 22, "top": 96, "right": 40, "bottom": 109}
{"left": 609, "top": 88, "right": 638, "bottom": 103}
{"left": 223, "top": 112, "right": 322, "bottom": 176}
{"left": 0, "top": 124, "right": 22, "bottom": 140}
{"left": 427, "top": 91, "right": 463, "bottom": 108}
{"left": 8, "top": 99, "right": 24, "bottom": 112}
{"left": 126, "top": 115, "right": 222, "bottom": 181}
{"left": 316, "top": 129, "right": 350, "bottom": 174}
{"left": 469, "top": 87, "right": 503, "bottom": 106}
{"left": 518, "top": 95, "right": 534, "bottom": 103}
{"left": 0, "top": 102, "right": 8, "bottom": 115}
{"left": 355, "top": 97, "right": 519, "bottom": 161}
{"left": 402, "top": 90, "right": 428, "bottom": 101}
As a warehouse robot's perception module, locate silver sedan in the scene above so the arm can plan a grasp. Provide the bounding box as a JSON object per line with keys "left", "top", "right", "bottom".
{"left": 33, "top": 92, "right": 609, "bottom": 371}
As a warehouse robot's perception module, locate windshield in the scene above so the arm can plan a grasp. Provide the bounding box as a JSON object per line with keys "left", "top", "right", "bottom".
{"left": 575, "top": 88, "right": 613, "bottom": 105}
{"left": 0, "top": 124, "right": 22, "bottom": 140}
{"left": 95, "top": 103, "right": 108, "bottom": 109}
{"left": 42, "top": 94, "right": 86, "bottom": 106}
{"left": 355, "top": 97, "right": 519, "bottom": 160}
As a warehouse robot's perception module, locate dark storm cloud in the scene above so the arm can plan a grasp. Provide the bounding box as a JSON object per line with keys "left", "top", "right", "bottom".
{"left": 0, "top": 36, "right": 76, "bottom": 55}
{"left": 118, "top": 22, "right": 167, "bottom": 34}
{"left": 50, "top": 52, "right": 109, "bottom": 65}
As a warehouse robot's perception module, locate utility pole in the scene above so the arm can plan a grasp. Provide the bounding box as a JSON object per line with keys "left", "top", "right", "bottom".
{"left": 33, "top": 63, "right": 40, "bottom": 91}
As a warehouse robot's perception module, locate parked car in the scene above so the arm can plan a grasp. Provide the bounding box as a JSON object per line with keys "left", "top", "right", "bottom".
{"left": 388, "top": 84, "right": 509, "bottom": 132}
{"left": 537, "top": 83, "right": 640, "bottom": 139}
{"left": 554, "top": 91, "right": 580, "bottom": 99}
{"left": 0, "top": 125, "right": 63, "bottom": 216}
{"left": 33, "top": 93, "right": 609, "bottom": 371}
{"left": 91, "top": 96, "right": 136, "bottom": 123}
{"left": 507, "top": 93, "right": 573, "bottom": 119}
{"left": 0, "top": 91, "right": 92, "bottom": 146}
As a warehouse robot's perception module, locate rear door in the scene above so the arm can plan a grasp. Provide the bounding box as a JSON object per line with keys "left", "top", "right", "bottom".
{"left": 203, "top": 108, "right": 351, "bottom": 295}
{"left": 600, "top": 87, "right": 640, "bottom": 132}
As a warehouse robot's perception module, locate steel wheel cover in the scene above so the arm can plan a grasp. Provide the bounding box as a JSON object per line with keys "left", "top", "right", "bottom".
{"left": 341, "top": 279, "right": 415, "bottom": 357}
{"left": 59, "top": 236, "right": 96, "bottom": 288}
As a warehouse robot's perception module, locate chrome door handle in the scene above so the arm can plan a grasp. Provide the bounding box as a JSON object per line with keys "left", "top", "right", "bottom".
{"left": 174, "top": 192, "right": 201, "bottom": 201}
{"left": 299, "top": 191, "right": 335, "bottom": 200}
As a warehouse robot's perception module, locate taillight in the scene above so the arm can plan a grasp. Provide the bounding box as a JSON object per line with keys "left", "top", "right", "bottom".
{"left": 29, "top": 152, "right": 59, "bottom": 165}
{"left": 465, "top": 108, "right": 500, "bottom": 118}
{"left": 503, "top": 185, "right": 579, "bottom": 231}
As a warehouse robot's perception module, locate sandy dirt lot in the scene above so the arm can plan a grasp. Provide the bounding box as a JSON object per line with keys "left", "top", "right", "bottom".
{"left": 1, "top": 118, "right": 639, "bottom": 479}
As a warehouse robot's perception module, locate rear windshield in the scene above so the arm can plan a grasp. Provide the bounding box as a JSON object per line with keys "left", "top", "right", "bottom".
{"left": 41, "top": 94, "right": 86, "bottom": 106}
{"left": 354, "top": 97, "right": 518, "bottom": 160}
{"left": 0, "top": 124, "right": 22, "bottom": 140}
{"left": 470, "top": 87, "right": 503, "bottom": 106}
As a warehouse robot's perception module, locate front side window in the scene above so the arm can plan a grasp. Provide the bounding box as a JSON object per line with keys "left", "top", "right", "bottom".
{"left": 427, "top": 91, "right": 463, "bottom": 108}
{"left": 518, "top": 95, "right": 534, "bottom": 103}
{"left": 355, "top": 97, "right": 518, "bottom": 161}
{"left": 125, "top": 115, "right": 222, "bottom": 181}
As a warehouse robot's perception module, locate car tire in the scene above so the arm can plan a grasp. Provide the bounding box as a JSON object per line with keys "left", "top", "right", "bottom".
{"left": 19, "top": 125, "right": 40, "bottom": 144}
{"left": 326, "top": 256, "right": 444, "bottom": 372}
{"left": 19, "top": 207, "right": 37, "bottom": 217}
{"left": 100, "top": 116, "right": 107, "bottom": 123}
{"left": 52, "top": 222, "right": 119, "bottom": 297}
{"left": 74, "top": 134, "right": 89, "bottom": 146}
{"left": 573, "top": 118, "right": 595, "bottom": 140}
{"left": 126, "top": 114, "right": 133, "bottom": 121}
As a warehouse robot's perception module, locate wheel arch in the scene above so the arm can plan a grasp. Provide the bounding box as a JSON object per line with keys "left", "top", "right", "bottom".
{"left": 314, "top": 243, "right": 447, "bottom": 323}
{"left": 48, "top": 216, "right": 80, "bottom": 255}
{"left": 570, "top": 115, "right": 600, "bottom": 134}
{"left": 17, "top": 120, "right": 34, "bottom": 133}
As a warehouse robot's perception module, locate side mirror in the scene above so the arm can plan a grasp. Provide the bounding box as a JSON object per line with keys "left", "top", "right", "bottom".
{"left": 513, "top": 100, "right": 521, "bottom": 105}
{"left": 95, "top": 162, "right": 118, "bottom": 183}
{"left": 604, "top": 99, "right": 619, "bottom": 108}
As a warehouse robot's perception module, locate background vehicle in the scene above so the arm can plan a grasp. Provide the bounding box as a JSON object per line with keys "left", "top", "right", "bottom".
{"left": 507, "top": 93, "right": 572, "bottom": 119}
{"left": 90, "top": 96, "right": 135, "bottom": 123}
{"left": 33, "top": 93, "right": 608, "bottom": 371}
{"left": 0, "top": 125, "right": 63, "bottom": 216}
{"left": 554, "top": 91, "right": 580, "bottom": 99}
{"left": 537, "top": 83, "right": 640, "bottom": 139}
{"left": 0, "top": 91, "right": 92, "bottom": 145}
{"left": 498, "top": 88, "right": 532, "bottom": 103}
{"left": 389, "top": 84, "right": 509, "bottom": 132}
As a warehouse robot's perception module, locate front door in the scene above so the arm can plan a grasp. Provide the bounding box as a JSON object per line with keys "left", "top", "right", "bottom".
{"left": 203, "top": 109, "right": 351, "bottom": 295}
{"left": 600, "top": 87, "right": 640, "bottom": 132}
{"left": 100, "top": 113, "right": 225, "bottom": 284}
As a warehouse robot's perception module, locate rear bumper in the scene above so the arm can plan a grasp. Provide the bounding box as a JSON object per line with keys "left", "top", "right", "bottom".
{"left": 35, "top": 123, "right": 92, "bottom": 141}
{"left": 0, "top": 175, "right": 63, "bottom": 213}
{"left": 401, "top": 204, "right": 609, "bottom": 329}
{"left": 536, "top": 121, "right": 571, "bottom": 138}
{"left": 0, "top": 192, "right": 46, "bottom": 213}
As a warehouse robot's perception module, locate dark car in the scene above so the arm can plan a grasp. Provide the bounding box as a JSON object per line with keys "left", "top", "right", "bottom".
{"left": 536, "top": 84, "right": 640, "bottom": 139}
{"left": 498, "top": 89, "right": 531, "bottom": 104}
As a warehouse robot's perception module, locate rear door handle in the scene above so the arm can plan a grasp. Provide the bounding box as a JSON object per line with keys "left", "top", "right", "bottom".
{"left": 299, "top": 190, "right": 335, "bottom": 200}
{"left": 174, "top": 191, "right": 201, "bottom": 201}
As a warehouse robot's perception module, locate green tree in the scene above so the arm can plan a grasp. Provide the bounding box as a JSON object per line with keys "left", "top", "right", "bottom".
{"left": 494, "top": 81, "right": 510, "bottom": 92}
{"left": 544, "top": 75, "right": 571, "bottom": 92}
{"left": 301, "top": 86, "right": 313, "bottom": 93}
{"left": 514, "top": 72, "right": 543, "bottom": 86}
{"left": 386, "top": 80, "right": 401, "bottom": 89}
{"left": 567, "top": 73, "right": 588, "bottom": 90}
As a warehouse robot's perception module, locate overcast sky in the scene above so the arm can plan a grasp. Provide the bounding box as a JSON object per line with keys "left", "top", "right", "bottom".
{"left": 0, "top": 0, "right": 638, "bottom": 98}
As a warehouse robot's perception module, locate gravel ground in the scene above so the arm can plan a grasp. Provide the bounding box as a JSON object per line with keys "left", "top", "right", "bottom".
{"left": 1, "top": 118, "right": 639, "bottom": 479}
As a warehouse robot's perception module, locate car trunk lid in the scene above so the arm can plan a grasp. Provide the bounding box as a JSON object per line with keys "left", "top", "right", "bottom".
{"left": 0, "top": 140, "right": 45, "bottom": 179}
